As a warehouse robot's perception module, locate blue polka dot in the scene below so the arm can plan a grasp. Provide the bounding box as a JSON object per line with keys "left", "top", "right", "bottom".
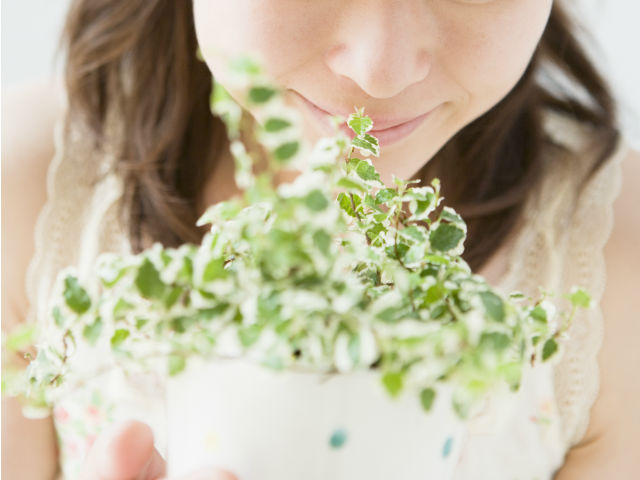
{"left": 329, "top": 428, "right": 348, "bottom": 449}
{"left": 442, "top": 436, "right": 454, "bottom": 458}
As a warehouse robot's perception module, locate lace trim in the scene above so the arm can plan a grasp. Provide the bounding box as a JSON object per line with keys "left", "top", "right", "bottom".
{"left": 24, "top": 102, "right": 125, "bottom": 336}
{"left": 553, "top": 138, "right": 627, "bottom": 450}
{"left": 24, "top": 103, "right": 70, "bottom": 332}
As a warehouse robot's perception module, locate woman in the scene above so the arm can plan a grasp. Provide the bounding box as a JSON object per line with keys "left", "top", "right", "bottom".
{"left": 2, "top": 0, "right": 638, "bottom": 479}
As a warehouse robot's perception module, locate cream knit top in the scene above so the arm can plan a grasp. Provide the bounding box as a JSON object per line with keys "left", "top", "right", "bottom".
{"left": 24, "top": 98, "right": 627, "bottom": 479}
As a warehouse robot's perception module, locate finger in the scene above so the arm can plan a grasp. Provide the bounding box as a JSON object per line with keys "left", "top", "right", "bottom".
{"left": 79, "top": 419, "right": 166, "bottom": 480}
{"left": 156, "top": 466, "right": 239, "bottom": 480}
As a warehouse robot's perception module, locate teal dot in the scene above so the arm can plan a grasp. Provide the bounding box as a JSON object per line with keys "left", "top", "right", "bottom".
{"left": 329, "top": 428, "right": 348, "bottom": 449}
{"left": 442, "top": 436, "right": 454, "bottom": 458}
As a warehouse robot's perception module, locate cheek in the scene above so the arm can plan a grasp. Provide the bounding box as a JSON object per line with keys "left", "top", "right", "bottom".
{"left": 437, "top": 0, "right": 552, "bottom": 112}
{"left": 192, "top": 1, "right": 251, "bottom": 71}
{"left": 193, "top": 0, "right": 333, "bottom": 83}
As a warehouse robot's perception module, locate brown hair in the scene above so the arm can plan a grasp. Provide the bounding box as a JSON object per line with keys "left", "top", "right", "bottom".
{"left": 59, "top": 1, "right": 619, "bottom": 272}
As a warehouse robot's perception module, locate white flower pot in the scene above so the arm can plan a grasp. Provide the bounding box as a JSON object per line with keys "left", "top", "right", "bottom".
{"left": 166, "top": 357, "right": 467, "bottom": 479}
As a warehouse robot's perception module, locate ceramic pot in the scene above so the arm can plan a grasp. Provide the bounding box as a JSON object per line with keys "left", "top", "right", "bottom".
{"left": 166, "top": 356, "right": 467, "bottom": 479}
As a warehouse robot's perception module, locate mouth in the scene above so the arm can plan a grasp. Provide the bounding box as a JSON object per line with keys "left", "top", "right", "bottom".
{"left": 292, "top": 90, "right": 435, "bottom": 147}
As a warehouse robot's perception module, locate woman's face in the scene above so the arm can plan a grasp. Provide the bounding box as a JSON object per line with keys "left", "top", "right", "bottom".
{"left": 193, "top": 0, "right": 553, "bottom": 185}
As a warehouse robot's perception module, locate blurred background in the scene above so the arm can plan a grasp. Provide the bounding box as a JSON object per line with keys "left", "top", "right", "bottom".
{"left": 1, "top": 0, "right": 639, "bottom": 147}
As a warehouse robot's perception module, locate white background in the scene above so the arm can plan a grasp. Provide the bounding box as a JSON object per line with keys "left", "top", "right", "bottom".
{"left": 1, "top": 0, "right": 639, "bottom": 146}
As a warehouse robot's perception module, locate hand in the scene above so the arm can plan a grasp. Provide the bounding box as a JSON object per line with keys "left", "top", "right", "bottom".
{"left": 78, "top": 419, "right": 238, "bottom": 480}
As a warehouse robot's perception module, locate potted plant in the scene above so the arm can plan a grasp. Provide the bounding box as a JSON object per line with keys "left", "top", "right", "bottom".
{"left": 2, "top": 55, "right": 591, "bottom": 480}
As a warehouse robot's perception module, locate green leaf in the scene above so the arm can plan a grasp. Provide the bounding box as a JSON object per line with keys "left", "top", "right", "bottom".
{"left": 99, "top": 263, "right": 130, "bottom": 288}
{"left": 229, "top": 56, "right": 262, "bottom": 76}
{"left": 440, "top": 207, "right": 464, "bottom": 225}
{"left": 410, "top": 200, "right": 435, "bottom": 220}
{"left": 362, "top": 133, "right": 379, "bottom": 148}
{"left": 134, "top": 258, "right": 165, "bottom": 300}
{"left": 199, "top": 303, "right": 231, "bottom": 320}
{"left": 238, "top": 324, "right": 262, "bottom": 347}
{"left": 425, "top": 284, "right": 446, "bottom": 304}
{"left": 352, "top": 137, "right": 380, "bottom": 157}
{"left": 382, "top": 371, "right": 404, "bottom": 397}
{"left": 336, "top": 176, "right": 367, "bottom": 193}
{"left": 389, "top": 242, "right": 410, "bottom": 261}
{"left": 499, "top": 362, "right": 522, "bottom": 389}
{"left": 177, "top": 256, "right": 194, "bottom": 282}
{"left": 542, "top": 338, "right": 558, "bottom": 361}
{"left": 337, "top": 192, "right": 357, "bottom": 217}
{"left": 347, "top": 112, "right": 373, "bottom": 136}
{"left": 348, "top": 334, "right": 360, "bottom": 365}
{"left": 264, "top": 117, "right": 292, "bottom": 132}
{"left": 452, "top": 395, "right": 472, "bottom": 420}
{"left": 63, "top": 276, "right": 92, "bottom": 314}
{"left": 171, "top": 315, "right": 197, "bottom": 334}
{"left": 248, "top": 86, "right": 277, "bottom": 103}
{"left": 376, "top": 306, "right": 403, "bottom": 323}
{"left": 353, "top": 160, "right": 380, "bottom": 182}
{"left": 52, "top": 306, "right": 65, "bottom": 328}
{"left": 479, "top": 291, "right": 505, "bottom": 323}
{"left": 373, "top": 212, "right": 390, "bottom": 223}
{"left": 423, "top": 255, "right": 450, "bottom": 266}
{"left": 305, "top": 189, "right": 329, "bottom": 211}
{"left": 366, "top": 223, "right": 386, "bottom": 243}
{"left": 363, "top": 192, "right": 379, "bottom": 210}
{"left": 160, "top": 250, "right": 172, "bottom": 267}
{"left": 345, "top": 157, "right": 361, "bottom": 173}
{"left": 530, "top": 305, "right": 547, "bottom": 323}
{"left": 400, "top": 225, "right": 426, "bottom": 243}
{"left": 420, "top": 387, "right": 436, "bottom": 411}
{"left": 198, "top": 289, "right": 217, "bottom": 300}
{"left": 429, "top": 224, "right": 465, "bottom": 252}
{"left": 197, "top": 200, "right": 242, "bottom": 226}
{"left": 110, "top": 329, "right": 130, "bottom": 349}
{"left": 313, "top": 229, "right": 332, "bottom": 255}
{"left": 273, "top": 141, "right": 299, "bottom": 162}
{"left": 375, "top": 188, "right": 397, "bottom": 204}
{"left": 274, "top": 318, "right": 292, "bottom": 336}
{"left": 211, "top": 82, "right": 232, "bottom": 105}
{"left": 568, "top": 288, "right": 591, "bottom": 309}
{"left": 168, "top": 354, "right": 187, "bottom": 376}
{"left": 113, "top": 298, "right": 134, "bottom": 317}
{"left": 480, "top": 332, "right": 511, "bottom": 351}
{"left": 164, "top": 286, "right": 183, "bottom": 309}
{"left": 203, "top": 258, "right": 227, "bottom": 282}
{"left": 82, "top": 318, "right": 103, "bottom": 346}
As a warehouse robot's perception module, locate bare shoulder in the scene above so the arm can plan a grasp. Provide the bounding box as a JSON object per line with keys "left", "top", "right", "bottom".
{"left": 555, "top": 147, "right": 640, "bottom": 479}
{"left": 616, "top": 147, "right": 640, "bottom": 227}
{"left": 1, "top": 77, "right": 67, "bottom": 333}
{"left": 2, "top": 77, "right": 67, "bottom": 171}
{"left": 600, "top": 147, "right": 640, "bottom": 298}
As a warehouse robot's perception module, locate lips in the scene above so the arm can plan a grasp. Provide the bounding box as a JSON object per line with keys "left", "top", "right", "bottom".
{"left": 293, "top": 90, "right": 434, "bottom": 146}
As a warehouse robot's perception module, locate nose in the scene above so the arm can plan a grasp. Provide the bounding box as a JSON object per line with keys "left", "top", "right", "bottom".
{"left": 325, "top": 2, "right": 432, "bottom": 99}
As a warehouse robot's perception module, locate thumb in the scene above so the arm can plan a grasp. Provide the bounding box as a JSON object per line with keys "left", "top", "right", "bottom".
{"left": 79, "top": 419, "right": 166, "bottom": 480}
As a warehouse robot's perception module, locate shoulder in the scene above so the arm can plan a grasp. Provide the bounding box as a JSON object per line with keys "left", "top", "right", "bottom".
{"left": 607, "top": 148, "right": 640, "bottom": 243}
{"left": 600, "top": 147, "right": 640, "bottom": 310}
{"left": 1, "top": 77, "right": 67, "bottom": 333}
{"left": 556, "top": 147, "right": 640, "bottom": 478}
{"left": 2, "top": 77, "right": 67, "bottom": 170}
